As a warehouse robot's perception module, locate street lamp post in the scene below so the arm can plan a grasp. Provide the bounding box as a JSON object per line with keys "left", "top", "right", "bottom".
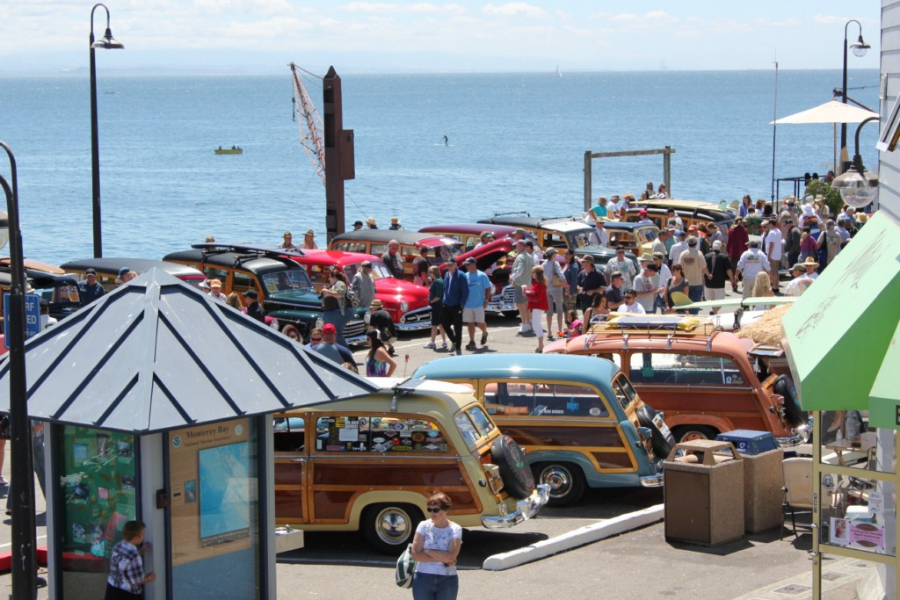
{"left": 0, "top": 141, "right": 37, "bottom": 600}
{"left": 840, "top": 19, "right": 870, "bottom": 173}
{"left": 831, "top": 116, "right": 880, "bottom": 209}
{"left": 89, "top": 3, "right": 124, "bottom": 258}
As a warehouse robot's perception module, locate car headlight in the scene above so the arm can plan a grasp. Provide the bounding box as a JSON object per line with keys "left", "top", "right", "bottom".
{"left": 364, "top": 312, "right": 371, "bottom": 324}
{"left": 399, "top": 301, "right": 409, "bottom": 312}
{"left": 315, "top": 318, "right": 324, "bottom": 329}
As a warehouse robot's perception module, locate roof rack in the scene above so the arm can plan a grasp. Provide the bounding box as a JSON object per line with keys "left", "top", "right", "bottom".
{"left": 583, "top": 315, "right": 723, "bottom": 350}
{"left": 191, "top": 242, "right": 306, "bottom": 257}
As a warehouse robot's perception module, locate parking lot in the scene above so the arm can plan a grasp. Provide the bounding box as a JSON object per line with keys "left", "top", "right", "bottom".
{"left": 0, "top": 309, "right": 828, "bottom": 599}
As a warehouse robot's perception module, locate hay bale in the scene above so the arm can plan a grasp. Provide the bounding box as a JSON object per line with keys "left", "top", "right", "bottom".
{"left": 735, "top": 304, "right": 791, "bottom": 346}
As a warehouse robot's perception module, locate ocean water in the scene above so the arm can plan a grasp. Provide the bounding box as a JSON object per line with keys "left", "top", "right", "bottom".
{"left": 0, "top": 69, "right": 880, "bottom": 266}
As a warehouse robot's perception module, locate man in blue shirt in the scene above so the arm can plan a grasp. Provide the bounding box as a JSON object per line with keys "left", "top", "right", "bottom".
{"left": 78, "top": 268, "right": 106, "bottom": 305}
{"left": 461, "top": 257, "right": 492, "bottom": 350}
{"left": 441, "top": 260, "right": 469, "bottom": 355}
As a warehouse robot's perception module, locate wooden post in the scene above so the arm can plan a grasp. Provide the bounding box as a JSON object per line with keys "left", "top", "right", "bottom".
{"left": 663, "top": 146, "right": 671, "bottom": 197}
{"left": 323, "top": 67, "right": 355, "bottom": 244}
{"left": 583, "top": 151, "right": 592, "bottom": 212}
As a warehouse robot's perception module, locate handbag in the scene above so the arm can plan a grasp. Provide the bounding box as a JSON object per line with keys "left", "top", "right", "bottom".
{"left": 550, "top": 263, "right": 566, "bottom": 288}
{"left": 395, "top": 543, "right": 416, "bottom": 588}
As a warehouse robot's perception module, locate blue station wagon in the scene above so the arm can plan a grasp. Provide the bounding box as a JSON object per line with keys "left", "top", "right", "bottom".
{"left": 412, "top": 354, "right": 672, "bottom": 505}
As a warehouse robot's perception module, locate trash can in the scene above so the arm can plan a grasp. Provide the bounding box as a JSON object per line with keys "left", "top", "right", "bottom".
{"left": 664, "top": 439, "right": 744, "bottom": 547}
{"left": 717, "top": 430, "right": 784, "bottom": 534}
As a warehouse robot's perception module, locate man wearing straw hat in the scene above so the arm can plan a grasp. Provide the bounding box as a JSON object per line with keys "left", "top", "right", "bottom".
{"left": 802, "top": 256, "right": 820, "bottom": 280}
{"left": 784, "top": 263, "right": 815, "bottom": 297}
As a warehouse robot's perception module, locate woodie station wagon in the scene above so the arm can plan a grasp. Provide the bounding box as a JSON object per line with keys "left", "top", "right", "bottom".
{"left": 273, "top": 379, "right": 550, "bottom": 553}
{"left": 412, "top": 354, "right": 670, "bottom": 506}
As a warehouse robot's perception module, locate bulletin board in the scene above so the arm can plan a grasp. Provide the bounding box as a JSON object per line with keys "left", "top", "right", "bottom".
{"left": 168, "top": 418, "right": 254, "bottom": 567}
{"left": 58, "top": 426, "right": 137, "bottom": 561}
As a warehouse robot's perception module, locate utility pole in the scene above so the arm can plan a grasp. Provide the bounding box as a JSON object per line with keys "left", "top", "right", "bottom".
{"left": 323, "top": 67, "right": 355, "bottom": 243}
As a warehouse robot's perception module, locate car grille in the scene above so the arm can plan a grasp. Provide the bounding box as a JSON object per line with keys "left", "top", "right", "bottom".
{"left": 345, "top": 318, "right": 367, "bottom": 338}
{"left": 401, "top": 307, "right": 431, "bottom": 325}
{"left": 499, "top": 285, "right": 515, "bottom": 302}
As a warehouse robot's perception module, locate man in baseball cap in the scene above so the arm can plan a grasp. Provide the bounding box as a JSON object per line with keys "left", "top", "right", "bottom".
{"left": 242, "top": 288, "right": 265, "bottom": 323}
{"left": 704, "top": 239, "right": 734, "bottom": 313}
{"left": 312, "top": 323, "right": 354, "bottom": 364}
{"left": 78, "top": 268, "right": 106, "bottom": 304}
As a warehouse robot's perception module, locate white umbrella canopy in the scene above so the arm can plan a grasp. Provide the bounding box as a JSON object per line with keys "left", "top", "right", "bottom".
{"left": 771, "top": 100, "right": 879, "bottom": 125}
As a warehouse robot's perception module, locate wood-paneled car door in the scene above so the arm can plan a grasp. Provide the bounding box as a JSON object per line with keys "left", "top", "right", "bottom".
{"left": 482, "top": 380, "right": 635, "bottom": 473}
{"left": 273, "top": 415, "right": 308, "bottom": 525}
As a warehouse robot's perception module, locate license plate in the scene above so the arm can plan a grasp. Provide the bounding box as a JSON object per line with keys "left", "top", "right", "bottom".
{"left": 653, "top": 414, "right": 672, "bottom": 439}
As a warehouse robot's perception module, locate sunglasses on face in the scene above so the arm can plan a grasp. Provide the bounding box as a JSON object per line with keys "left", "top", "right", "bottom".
{"left": 311, "top": 337, "right": 322, "bottom": 342}
{"left": 426, "top": 505, "right": 444, "bottom": 513}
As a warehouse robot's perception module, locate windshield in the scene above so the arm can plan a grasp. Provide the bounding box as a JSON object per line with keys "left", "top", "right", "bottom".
{"left": 342, "top": 259, "right": 393, "bottom": 281}
{"left": 567, "top": 231, "right": 593, "bottom": 249}
{"left": 428, "top": 245, "right": 462, "bottom": 266}
{"left": 636, "top": 228, "right": 659, "bottom": 244}
{"left": 261, "top": 268, "right": 314, "bottom": 295}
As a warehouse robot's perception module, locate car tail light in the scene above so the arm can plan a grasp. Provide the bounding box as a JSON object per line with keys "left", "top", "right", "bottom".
{"left": 482, "top": 463, "right": 505, "bottom": 494}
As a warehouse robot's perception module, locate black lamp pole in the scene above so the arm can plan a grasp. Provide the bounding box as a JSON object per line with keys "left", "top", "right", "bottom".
{"left": 89, "top": 3, "right": 124, "bottom": 259}
{"left": 841, "top": 19, "right": 869, "bottom": 173}
{"left": 0, "top": 141, "right": 37, "bottom": 600}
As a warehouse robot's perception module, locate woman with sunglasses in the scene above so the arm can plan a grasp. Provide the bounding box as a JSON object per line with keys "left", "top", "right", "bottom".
{"left": 411, "top": 492, "right": 462, "bottom": 600}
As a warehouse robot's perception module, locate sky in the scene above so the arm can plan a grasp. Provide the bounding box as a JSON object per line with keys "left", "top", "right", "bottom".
{"left": 0, "top": 1, "right": 883, "bottom": 74}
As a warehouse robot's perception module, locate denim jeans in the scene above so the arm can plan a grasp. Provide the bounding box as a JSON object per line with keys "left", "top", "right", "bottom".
{"left": 412, "top": 572, "right": 459, "bottom": 600}
{"left": 322, "top": 309, "right": 348, "bottom": 347}
{"left": 687, "top": 285, "right": 703, "bottom": 315}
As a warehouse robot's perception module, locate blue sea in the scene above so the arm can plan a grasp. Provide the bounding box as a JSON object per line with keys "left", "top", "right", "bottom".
{"left": 0, "top": 69, "right": 880, "bottom": 265}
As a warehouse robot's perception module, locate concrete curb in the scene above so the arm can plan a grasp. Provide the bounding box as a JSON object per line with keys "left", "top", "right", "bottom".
{"left": 482, "top": 503, "right": 664, "bottom": 571}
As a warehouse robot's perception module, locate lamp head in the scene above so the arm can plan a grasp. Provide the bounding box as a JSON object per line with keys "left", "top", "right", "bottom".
{"left": 831, "top": 161, "right": 878, "bottom": 208}
{"left": 92, "top": 28, "right": 124, "bottom": 49}
{"left": 851, "top": 35, "right": 870, "bottom": 58}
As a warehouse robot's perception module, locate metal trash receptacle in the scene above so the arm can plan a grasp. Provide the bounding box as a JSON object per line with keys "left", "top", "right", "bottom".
{"left": 664, "top": 439, "right": 744, "bottom": 547}
{"left": 716, "top": 431, "right": 784, "bottom": 533}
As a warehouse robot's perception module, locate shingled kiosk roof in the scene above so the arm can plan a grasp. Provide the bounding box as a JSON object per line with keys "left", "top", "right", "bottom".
{"left": 0, "top": 268, "right": 378, "bottom": 433}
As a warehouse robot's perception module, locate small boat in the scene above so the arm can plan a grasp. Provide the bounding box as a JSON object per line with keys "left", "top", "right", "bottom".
{"left": 215, "top": 146, "right": 243, "bottom": 155}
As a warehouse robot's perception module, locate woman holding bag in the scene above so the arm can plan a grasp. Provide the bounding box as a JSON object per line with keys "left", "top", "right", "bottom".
{"left": 542, "top": 248, "right": 566, "bottom": 340}
{"left": 411, "top": 492, "right": 462, "bottom": 600}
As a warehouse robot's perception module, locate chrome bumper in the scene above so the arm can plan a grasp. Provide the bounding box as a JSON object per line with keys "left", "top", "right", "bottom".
{"left": 776, "top": 431, "right": 806, "bottom": 447}
{"left": 396, "top": 321, "right": 432, "bottom": 331}
{"left": 486, "top": 288, "right": 517, "bottom": 314}
{"left": 482, "top": 484, "right": 550, "bottom": 529}
{"left": 640, "top": 473, "right": 664, "bottom": 488}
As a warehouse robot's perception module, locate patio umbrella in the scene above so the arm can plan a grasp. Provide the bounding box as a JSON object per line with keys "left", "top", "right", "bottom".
{"left": 771, "top": 100, "right": 878, "bottom": 125}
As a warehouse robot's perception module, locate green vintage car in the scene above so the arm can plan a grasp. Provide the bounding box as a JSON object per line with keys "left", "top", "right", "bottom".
{"left": 163, "top": 244, "right": 368, "bottom": 344}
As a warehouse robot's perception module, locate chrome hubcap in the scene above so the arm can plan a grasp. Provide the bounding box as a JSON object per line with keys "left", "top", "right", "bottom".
{"left": 375, "top": 507, "right": 411, "bottom": 545}
{"left": 541, "top": 466, "right": 572, "bottom": 497}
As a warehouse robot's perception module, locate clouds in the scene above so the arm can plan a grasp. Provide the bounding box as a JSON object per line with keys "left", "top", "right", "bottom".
{"left": 0, "top": 1, "right": 883, "bottom": 73}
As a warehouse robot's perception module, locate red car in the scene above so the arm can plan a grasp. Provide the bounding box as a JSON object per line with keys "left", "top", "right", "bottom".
{"left": 289, "top": 249, "right": 432, "bottom": 331}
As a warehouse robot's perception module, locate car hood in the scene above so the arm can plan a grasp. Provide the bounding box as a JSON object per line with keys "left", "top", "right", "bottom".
{"left": 457, "top": 239, "right": 514, "bottom": 271}
{"left": 265, "top": 288, "right": 322, "bottom": 306}
{"left": 374, "top": 278, "right": 430, "bottom": 301}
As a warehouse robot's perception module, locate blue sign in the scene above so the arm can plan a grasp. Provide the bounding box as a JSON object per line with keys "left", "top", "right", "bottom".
{"left": 3, "top": 293, "right": 41, "bottom": 349}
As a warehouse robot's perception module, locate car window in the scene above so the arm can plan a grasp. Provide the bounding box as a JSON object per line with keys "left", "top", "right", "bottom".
{"left": 627, "top": 353, "right": 747, "bottom": 387}
{"left": 261, "top": 268, "right": 314, "bottom": 294}
{"left": 305, "top": 264, "right": 331, "bottom": 287}
{"left": 465, "top": 405, "right": 496, "bottom": 437}
{"left": 273, "top": 416, "right": 305, "bottom": 452}
{"left": 371, "top": 244, "right": 388, "bottom": 256}
{"left": 483, "top": 381, "right": 610, "bottom": 418}
{"left": 637, "top": 228, "right": 658, "bottom": 243}
{"left": 607, "top": 231, "right": 631, "bottom": 246}
{"left": 232, "top": 271, "right": 255, "bottom": 296}
{"left": 203, "top": 267, "right": 229, "bottom": 284}
{"left": 454, "top": 413, "right": 481, "bottom": 450}
{"left": 342, "top": 264, "right": 361, "bottom": 280}
{"left": 612, "top": 374, "right": 637, "bottom": 411}
{"left": 568, "top": 231, "right": 591, "bottom": 249}
{"left": 367, "top": 261, "right": 393, "bottom": 280}
{"left": 314, "top": 416, "right": 450, "bottom": 453}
